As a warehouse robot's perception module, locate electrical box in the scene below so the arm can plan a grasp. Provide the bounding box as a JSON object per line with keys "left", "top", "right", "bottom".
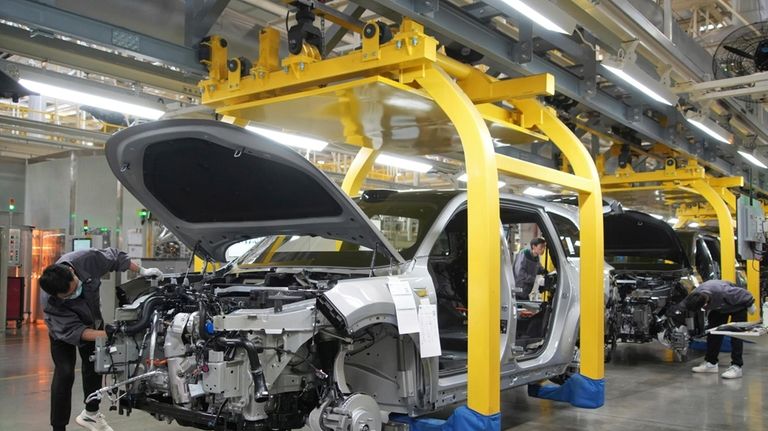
{"left": 736, "top": 196, "right": 766, "bottom": 260}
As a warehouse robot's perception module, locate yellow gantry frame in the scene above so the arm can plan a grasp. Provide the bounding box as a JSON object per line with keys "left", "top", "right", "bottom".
{"left": 199, "top": 18, "right": 605, "bottom": 415}
{"left": 600, "top": 156, "right": 748, "bottom": 293}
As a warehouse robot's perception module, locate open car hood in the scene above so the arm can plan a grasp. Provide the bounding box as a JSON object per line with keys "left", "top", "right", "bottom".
{"left": 106, "top": 119, "right": 405, "bottom": 263}
{"left": 604, "top": 210, "right": 690, "bottom": 269}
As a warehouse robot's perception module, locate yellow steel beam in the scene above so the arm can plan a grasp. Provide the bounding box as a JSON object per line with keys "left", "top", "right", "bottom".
{"left": 515, "top": 98, "right": 605, "bottom": 381}
{"left": 341, "top": 147, "right": 379, "bottom": 196}
{"left": 417, "top": 66, "right": 501, "bottom": 415}
{"left": 460, "top": 73, "right": 555, "bottom": 104}
{"left": 600, "top": 164, "right": 705, "bottom": 186}
{"left": 602, "top": 185, "right": 685, "bottom": 193}
{"left": 201, "top": 22, "right": 437, "bottom": 107}
{"left": 475, "top": 103, "right": 549, "bottom": 142}
{"left": 496, "top": 154, "right": 592, "bottom": 193}
{"left": 708, "top": 176, "right": 744, "bottom": 189}
{"left": 690, "top": 180, "right": 736, "bottom": 282}
{"left": 747, "top": 259, "right": 760, "bottom": 322}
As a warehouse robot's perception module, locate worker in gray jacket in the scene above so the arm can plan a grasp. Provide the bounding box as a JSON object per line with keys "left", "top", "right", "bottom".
{"left": 40, "top": 248, "right": 162, "bottom": 431}
{"left": 678, "top": 279, "right": 755, "bottom": 379}
{"left": 513, "top": 237, "right": 547, "bottom": 300}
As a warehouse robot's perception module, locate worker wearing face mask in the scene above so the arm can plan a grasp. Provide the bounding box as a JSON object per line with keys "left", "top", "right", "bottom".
{"left": 39, "top": 248, "right": 163, "bottom": 431}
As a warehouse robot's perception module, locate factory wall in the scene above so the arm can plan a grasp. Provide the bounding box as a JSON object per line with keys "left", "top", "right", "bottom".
{"left": 0, "top": 157, "right": 26, "bottom": 226}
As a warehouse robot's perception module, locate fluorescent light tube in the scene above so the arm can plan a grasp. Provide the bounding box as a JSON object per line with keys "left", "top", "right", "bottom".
{"left": 375, "top": 154, "right": 433, "bottom": 173}
{"left": 246, "top": 126, "right": 328, "bottom": 151}
{"left": 523, "top": 186, "right": 554, "bottom": 197}
{"left": 687, "top": 222, "right": 700, "bottom": 228}
{"left": 601, "top": 62, "right": 677, "bottom": 106}
{"left": 649, "top": 214, "right": 664, "bottom": 220}
{"left": 497, "top": 0, "right": 574, "bottom": 34}
{"left": 738, "top": 150, "right": 768, "bottom": 169}
{"left": 667, "top": 217, "right": 679, "bottom": 225}
{"left": 685, "top": 112, "right": 732, "bottom": 144}
{"left": 19, "top": 79, "right": 164, "bottom": 120}
{"left": 457, "top": 173, "right": 506, "bottom": 188}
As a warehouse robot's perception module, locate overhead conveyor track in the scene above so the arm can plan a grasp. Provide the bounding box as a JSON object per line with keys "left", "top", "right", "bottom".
{"left": 198, "top": 17, "right": 606, "bottom": 426}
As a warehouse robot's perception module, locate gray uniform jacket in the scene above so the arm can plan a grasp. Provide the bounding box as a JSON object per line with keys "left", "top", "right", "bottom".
{"left": 43, "top": 248, "right": 131, "bottom": 346}
{"left": 513, "top": 248, "right": 544, "bottom": 299}
{"left": 682, "top": 279, "right": 754, "bottom": 314}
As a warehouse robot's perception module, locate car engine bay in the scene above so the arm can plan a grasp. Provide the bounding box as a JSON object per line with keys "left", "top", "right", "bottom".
{"left": 606, "top": 271, "right": 703, "bottom": 361}
{"left": 93, "top": 270, "right": 395, "bottom": 431}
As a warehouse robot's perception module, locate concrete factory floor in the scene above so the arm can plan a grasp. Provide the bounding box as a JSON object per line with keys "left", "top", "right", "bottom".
{"left": 1, "top": 324, "right": 766, "bottom": 430}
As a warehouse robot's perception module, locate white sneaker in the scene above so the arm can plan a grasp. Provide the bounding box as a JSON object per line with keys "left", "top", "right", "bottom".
{"left": 691, "top": 361, "right": 719, "bottom": 373}
{"left": 721, "top": 365, "right": 743, "bottom": 379}
{"left": 75, "top": 409, "right": 114, "bottom": 431}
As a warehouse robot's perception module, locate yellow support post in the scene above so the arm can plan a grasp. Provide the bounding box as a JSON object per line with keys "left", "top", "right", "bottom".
{"left": 341, "top": 147, "right": 379, "bottom": 196}
{"left": 690, "top": 180, "right": 736, "bottom": 282}
{"left": 514, "top": 99, "right": 605, "bottom": 381}
{"left": 747, "top": 259, "right": 760, "bottom": 322}
{"left": 417, "top": 66, "right": 501, "bottom": 415}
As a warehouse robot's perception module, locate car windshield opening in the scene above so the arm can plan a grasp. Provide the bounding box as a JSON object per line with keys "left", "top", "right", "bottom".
{"left": 231, "top": 192, "right": 455, "bottom": 267}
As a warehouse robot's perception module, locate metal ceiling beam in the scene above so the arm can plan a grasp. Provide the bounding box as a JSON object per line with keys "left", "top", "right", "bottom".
{"left": 0, "top": 116, "right": 111, "bottom": 143}
{"left": 0, "top": 131, "right": 98, "bottom": 150}
{"left": 185, "top": 0, "right": 231, "bottom": 47}
{"left": 323, "top": 4, "right": 367, "bottom": 55}
{"left": 0, "top": 0, "right": 206, "bottom": 76}
{"left": 0, "top": 25, "right": 200, "bottom": 96}
{"left": 356, "top": 0, "right": 739, "bottom": 177}
{"left": 598, "top": 0, "right": 768, "bottom": 142}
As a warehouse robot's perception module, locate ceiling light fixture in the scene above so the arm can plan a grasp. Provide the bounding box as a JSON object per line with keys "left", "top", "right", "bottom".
{"left": 685, "top": 111, "right": 732, "bottom": 144}
{"left": 19, "top": 79, "right": 165, "bottom": 120}
{"left": 492, "top": 0, "right": 577, "bottom": 34}
{"left": 601, "top": 57, "right": 678, "bottom": 106}
{"left": 375, "top": 154, "right": 433, "bottom": 173}
{"left": 649, "top": 214, "right": 664, "bottom": 220}
{"left": 667, "top": 217, "right": 679, "bottom": 225}
{"left": 738, "top": 150, "right": 768, "bottom": 169}
{"left": 457, "top": 173, "right": 506, "bottom": 188}
{"left": 245, "top": 126, "right": 329, "bottom": 151}
{"left": 688, "top": 222, "right": 700, "bottom": 228}
{"left": 522, "top": 186, "right": 554, "bottom": 197}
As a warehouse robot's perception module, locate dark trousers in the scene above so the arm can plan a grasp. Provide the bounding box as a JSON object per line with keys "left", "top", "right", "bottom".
{"left": 705, "top": 308, "right": 747, "bottom": 367}
{"left": 50, "top": 337, "right": 101, "bottom": 431}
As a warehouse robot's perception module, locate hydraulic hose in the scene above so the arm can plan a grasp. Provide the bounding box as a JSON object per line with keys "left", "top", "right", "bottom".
{"left": 121, "top": 296, "right": 165, "bottom": 335}
{"left": 215, "top": 337, "right": 269, "bottom": 402}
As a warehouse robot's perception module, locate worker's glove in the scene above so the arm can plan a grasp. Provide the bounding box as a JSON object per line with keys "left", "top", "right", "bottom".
{"left": 748, "top": 304, "right": 757, "bottom": 315}
{"left": 139, "top": 266, "right": 163, "bottom": 279}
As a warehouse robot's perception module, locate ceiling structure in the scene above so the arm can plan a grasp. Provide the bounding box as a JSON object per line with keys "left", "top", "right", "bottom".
{"left": 1, "top": 0, "right": 768, "bottom": 214}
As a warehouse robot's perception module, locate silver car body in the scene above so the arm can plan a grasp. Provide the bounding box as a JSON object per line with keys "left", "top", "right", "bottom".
{"left": 95, "top": 120, "right": 599, "bottom": 430}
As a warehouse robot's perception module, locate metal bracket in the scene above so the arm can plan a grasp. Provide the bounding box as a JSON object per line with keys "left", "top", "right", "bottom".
{"left": 514, "top": 18, "right": 533, "bottom": 64}
{"left": 625, "top": 106, "right": 642, "bottom": 123}
{"left": 413, "top": 0, "right": 438, "bottom": 17}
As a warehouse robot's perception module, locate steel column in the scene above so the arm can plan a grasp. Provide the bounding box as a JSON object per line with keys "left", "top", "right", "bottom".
{"left": 690, "top": 180, "right": 736, "bottom": 282}
{"left": 515, "top": 98, "right": 605, "bottom": 381}
{"left": 341, "top": 147, "right": 379, "bottom": 196}
{"left": 747, "top": 259, "right": 760, "bottom": 322}
{"left": 417, "top": 66, "right": 501, "bottom": 415}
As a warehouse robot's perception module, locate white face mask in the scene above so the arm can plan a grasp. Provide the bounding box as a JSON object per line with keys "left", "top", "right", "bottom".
{"left": 64, "top": 282, "right": 83, "bottom": 300}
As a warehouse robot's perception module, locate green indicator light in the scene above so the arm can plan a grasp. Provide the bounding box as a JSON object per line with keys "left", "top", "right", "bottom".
{"left": 8, "top": 204, "right": 15, "bottom": 211}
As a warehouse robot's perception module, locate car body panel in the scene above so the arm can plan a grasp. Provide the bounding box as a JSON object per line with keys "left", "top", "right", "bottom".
{"left": 105, "top": 119, "right": 403, "bottom": 263}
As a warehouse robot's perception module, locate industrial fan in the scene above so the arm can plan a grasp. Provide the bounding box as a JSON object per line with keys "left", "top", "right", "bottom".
{"left": 712, "top": 20, "right": 768, "bottom": 102}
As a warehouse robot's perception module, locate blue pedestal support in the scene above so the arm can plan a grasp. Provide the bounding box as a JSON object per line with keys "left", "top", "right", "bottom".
{"left": 527, "top": 373, "right": 605, "bottom": 408}
{"left": 390, "top": 406, "right": 500, "bottom": 431}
